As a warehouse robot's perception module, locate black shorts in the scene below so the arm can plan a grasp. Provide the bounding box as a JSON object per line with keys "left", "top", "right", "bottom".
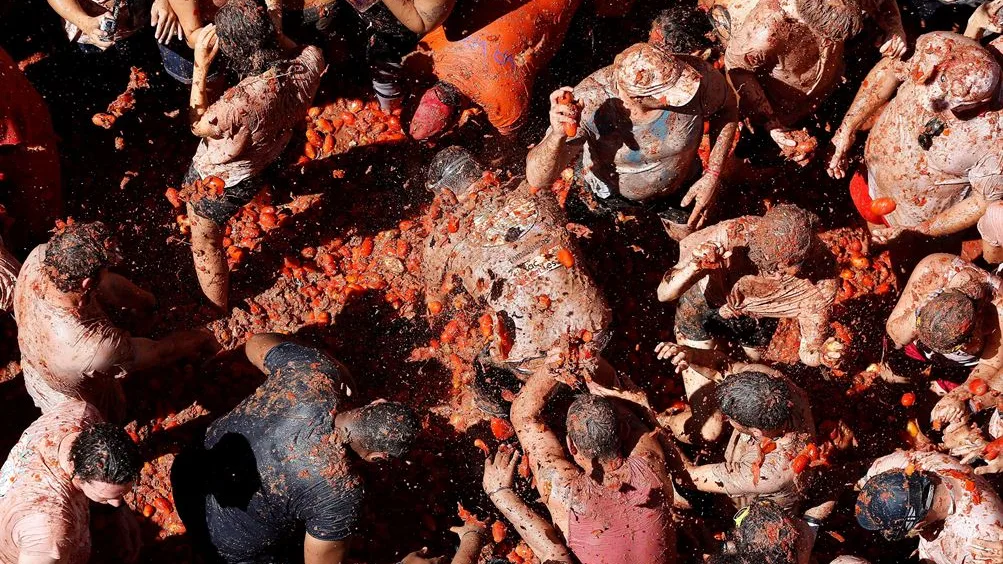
{"left": 674, "top": 283, "right": 777, "bottom": 348}
{"left": 185, "top": 166, "right": 267, "bottom": 226}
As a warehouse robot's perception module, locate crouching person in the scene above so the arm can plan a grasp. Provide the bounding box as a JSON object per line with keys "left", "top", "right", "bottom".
{"left": 172, "top": 333, "right": 419, "bottom": 564}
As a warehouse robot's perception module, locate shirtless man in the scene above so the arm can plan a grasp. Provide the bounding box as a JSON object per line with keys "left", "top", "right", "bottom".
{"left": 725, "top": 0, "right": 906, "bottom": 163}
{"left": 828, "top": 32, "right": 1003, "bottom": 243}
{"left": 677, "top": 366, "right": 816, "bottom": 513}
{"left": 420, "top": 147, "right": 611, "bottom": 387}
{"left": 0, "top": 401, "right": 141, "bottom": 564}
{"left": 14, "top": 221, "right": 213, "bottom": 420}
{"left": 657, "top": 204, "right": 840, "bottom": 369}
{"left": 856, "top": 449, "right": 1003, "bottom": 564}
{"left": 172, "top": 334, "right": 419, "bottom": 564}
{"left": 511, "top": 372, "right": 676, "bottom": 564}
{"left": 526, "top": 42, "right": 740, "bottom": 238}
{"left": 185, "top": 0, "right": 323, "bottom": 308}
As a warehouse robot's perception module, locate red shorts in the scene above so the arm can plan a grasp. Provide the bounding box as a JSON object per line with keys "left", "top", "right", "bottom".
{"left": 849, "top": 165, "right": 889, "bottom": 226}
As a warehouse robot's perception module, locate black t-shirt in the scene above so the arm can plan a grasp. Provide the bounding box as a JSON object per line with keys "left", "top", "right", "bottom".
{"left": 202, "top": 343, "right": 364, "bottom": 563}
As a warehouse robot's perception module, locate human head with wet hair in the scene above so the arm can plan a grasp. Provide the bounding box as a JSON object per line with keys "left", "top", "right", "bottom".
{"left": 908, "top": 33, "right": 1000, "bottom": 113}
{"left": 342, "top": 401, "right": 420, "bottom": 462}
{"left": 748, "top": 204, "right": 817, "bottom": 274}
{"left": 917, "top": 291, "right": 979, "bottom": 355}
{"left": 716, "top": 371, "right": 794, "bottom": 435}
{"left": 649, "top": 6, "right": 711, "bottom": 55}
{"left": 70, "top": 422, "right": 141, "bottom": 507}
{"left": 733, "top": 500, "right": 803, "bottom": 564}
{"left": 43, "top": 220, "right": 120, "bottom": 294}
{"left": 214, "top": 0, "right": 283, "bottom": 77}
{"left": 794, "top": 0, "right": 865, "bottom": 42}
{"left": 426, "top": 145, "right": 484, "bottom": 196}
{"left": 566, "top": 394, "right": 621, "bottom": 470}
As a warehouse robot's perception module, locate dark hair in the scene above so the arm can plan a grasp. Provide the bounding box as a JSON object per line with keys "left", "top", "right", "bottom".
{"left": 566, "top": 394, "right": 620, "bottom": 462}
{"left": 795, "top": 0, "right": 864, "bottom": 42}
{"left": 649, "top": 7, "right": 710, "bottom": 54}
{"left": 215, "top": 0, "right": 282, "bottom": 76}
{"left": 734, "top": 501, "right": 802, "bottom": 564}
{"left": 748, "top": 204, "right": 816, "bottom": 272}
{"left": 917, "top": 291, "right": 977, "bottom": 353}
{"left": 70, "top": 423, "right": 141, "bottom": 485}
{"left": 716, "top": 371, "right": 793, "bottom": 431}
{"left": 43, "top": 221, "right": 119, "bottom": 293}
{"left": 355, "top": 402, "right": 419, "bottom": 458}
{"left": 426, "top": 146, "right": 484, "bottom": 194}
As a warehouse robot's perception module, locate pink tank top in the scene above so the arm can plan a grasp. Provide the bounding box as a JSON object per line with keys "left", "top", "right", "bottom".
{"left": 567, "top": 456, "right": 676, "bottom": 564}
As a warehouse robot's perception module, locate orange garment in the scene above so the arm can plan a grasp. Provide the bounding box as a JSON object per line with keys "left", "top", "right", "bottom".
{"left": 419, "top": 0, "right": 582, "bottom": 135}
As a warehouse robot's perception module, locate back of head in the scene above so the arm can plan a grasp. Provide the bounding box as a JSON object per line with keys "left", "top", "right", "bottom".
{"left": 43, "top": 221, "right": 119, "bottom": 293}
{"left": 715, "top": 371, "right": 793, "bottom": 431}
{"left": 355, "top": 401, "right": 419, "bottom": 458}
{"left": 748, "top": 204, "right": 816, "bottom": 272}
{"left": 649, "top": 7, "right": 710, "bottom": 54}
{"left": 910, "top": 33, "right": 1000, "bottom": 109}
{"left": 70, "top": 423, "right": 141, "bottom": 485}
{"left": 215, "top": 0, "right": 281, "bottom": 76}
{"left": 566, "top": 394, "right": 620, "bottom": 463}
{"left": 917, "top": 291, "right": 977, "bottom": 353}
{"left": 614, "top": 43, "right": 701, "bottom": 107}
{"left": 794, "top": 0, "right": 865, "bottom": 42}
{"left": 734, "top": 501, "right": 802, "bottom": 564}
{"left": 856, "top": 469, "right": 935, "bottom": 540}
{"left": 426, "top": 146, "right": 484, "bottom": 195}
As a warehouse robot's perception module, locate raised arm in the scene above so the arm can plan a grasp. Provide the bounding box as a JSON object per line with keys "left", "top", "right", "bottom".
{"left": 682, "top": 80, "right": 740, "bottom": 230}
{"left": 873, "top": 0, "right": 907, "bottom": 58}
{"left": 190, "top": 26, "right": 223, "bottom": 138}
{"left": 511, "top": 372, "right": 581, "bottom": 512}
{"left": 167, "top": 0, "right": 204, "bottom": 49}
{"left": 658, "top": 219, "right": 747, "bottom": 303}
{"left": 484, "top": 450, "right": 574, "bottom": 564}
{"left": 827, "top": 57, "right": 906, "bottom": 179}
{"left": 526, "top": 87, "right": 585, "bottom": 189}
{"left": 886, "top": 254, "right": 954, "bottom": 348}
{"left": 380, "top": 0, "right": 455, "bottom": 35}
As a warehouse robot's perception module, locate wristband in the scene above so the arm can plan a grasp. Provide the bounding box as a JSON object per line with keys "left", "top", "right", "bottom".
{"left": 487, "top": 486, "right": 512, "bottom": 498}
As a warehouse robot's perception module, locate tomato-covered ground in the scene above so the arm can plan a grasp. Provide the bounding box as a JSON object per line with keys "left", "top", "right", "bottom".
{"left": 2, "top": 0, "right": 1001, "bottom": 562}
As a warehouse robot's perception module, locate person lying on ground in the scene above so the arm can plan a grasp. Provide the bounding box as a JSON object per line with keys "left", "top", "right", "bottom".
{"left": 885, "top": 254, "right": 1003, "bottom": 438}
{"left": 526, "top": 42, "right": 739, "bottom": 239}
{"left": 14, "top": 221, "right": 214, "bottom": 421}
{"left": 856, "top": 449, "right": 1003, "bottom": 564}
{"left": 483, "top": 448, "right": 574, "bottom": 564}
{"left": 725, "top": 0, "right": 905, "bottom": 163}
{"left": 171, "top": 333, "right": 420, "bottom": 564}
{"left": 677, "top": 367, "right": 816, "bottom": 513}
{"left": 0, "top": 402, "right": 141, "bottom": 564}
{"left": 419, "top": 146, "right": 611, "bottom": 403}
{"left": 827, "top": 31, "right": 1003, "bottom": 243}
{"left": 511, "top": 371, "right": 677, "bottom": 564}
{"left": 657, "top": 203, "right": 840, "bottom": 368}
{"left": 186, "top": 0, "right": 324, "bottom": 308}
{"left": 0, "top": 47, "right": 62, "bottom": 248}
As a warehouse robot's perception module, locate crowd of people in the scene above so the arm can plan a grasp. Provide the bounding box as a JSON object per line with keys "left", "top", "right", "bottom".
{"left": 4, "top": 0, "right": 1003, "bottom": 561}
